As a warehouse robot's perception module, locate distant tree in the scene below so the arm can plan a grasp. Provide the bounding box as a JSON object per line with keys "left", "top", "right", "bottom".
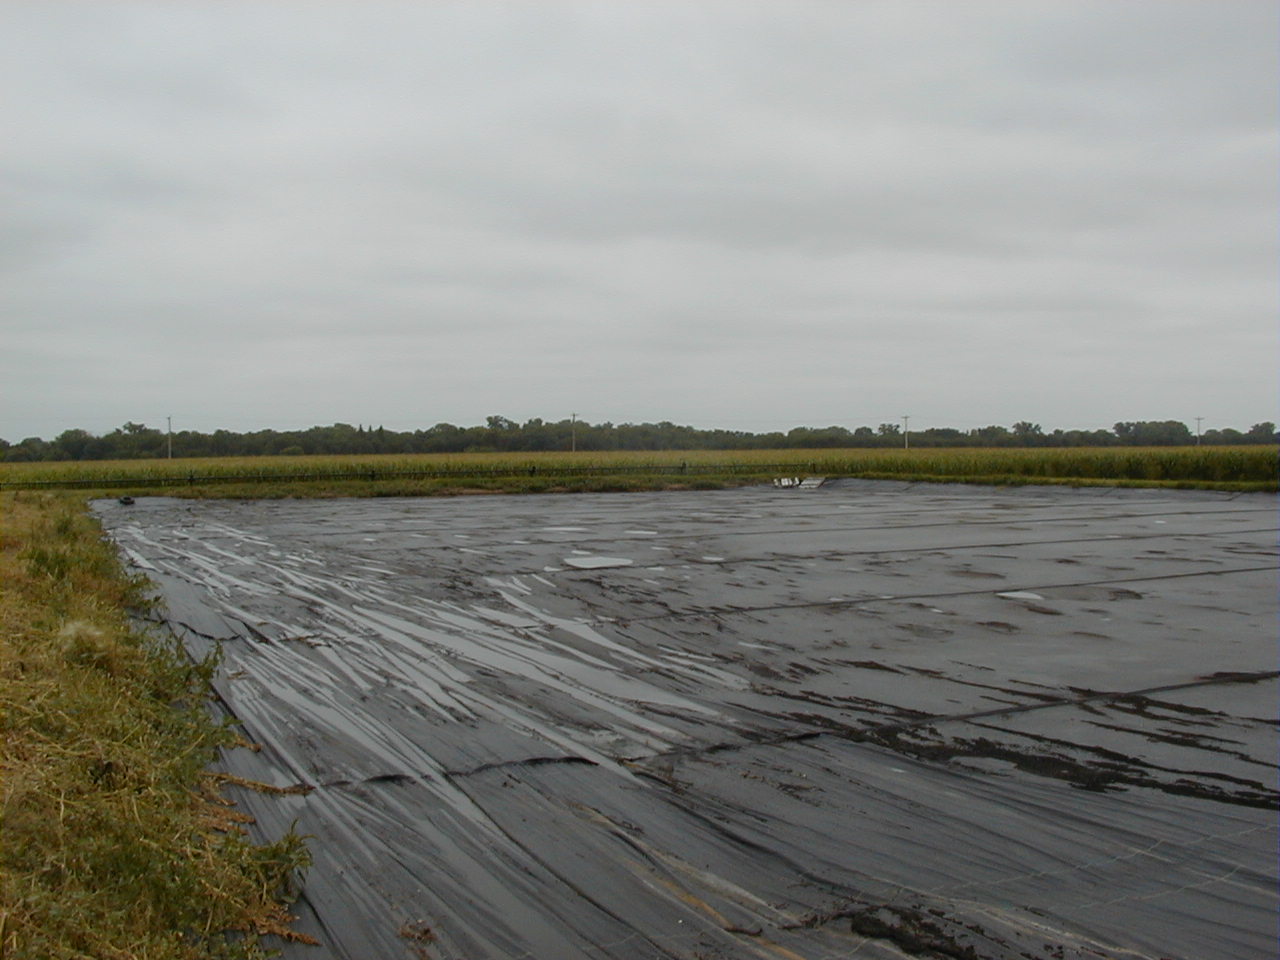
{"left": 174, "top": 430, "right": 208, "bottom": 457}
{"left": 96, "top": 422, "right": 166, "bottom": 458}
{"left": 787, "top": 426, "right": 853, "bottom": 448}
{"left": 8, "top": 414, "right": 1274, "bottom": 461}
{"left": 52, "top": 428, "right": 94, "bottom": 460}
{"left": 1053, "top": 428, "right": 1107, "bottom": 447}
{"left": 421, "top": 423, "right": 462, "bottom": 453}
{"left": 1245, "top": 422, "right": 1277, "bottom": 444}
{"left": 850, "top": 426, "right": 876, "bottom": 446}
{"left": 5, "top": 437, "right": 50, "bottom": 462}
{"left": 1011, "top": 421, "right": 1044, "bottom": 445}
{"left": 970, "top": 425, "right": 1012, "bottom": 446}
{"left": 208, "top": 429, "right": 237, "bottom": 456}
{"left": 753, "top": 431, "right": 789, "bottom": 448}
{"left": 1113, "top": 421, "right": 1193, "bottom": 445}
{"left": 1202, "top": 427, "right": 1243, "bottom": 445}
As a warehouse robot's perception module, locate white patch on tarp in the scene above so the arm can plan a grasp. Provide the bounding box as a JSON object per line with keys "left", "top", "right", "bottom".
{"left": 563, "top": 556, "right": 633, "bottom": 570}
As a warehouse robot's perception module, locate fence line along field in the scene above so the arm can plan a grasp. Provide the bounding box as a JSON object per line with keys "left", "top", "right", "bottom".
{"left": 0, "top": 446, "right": 1275, "bottom": 495}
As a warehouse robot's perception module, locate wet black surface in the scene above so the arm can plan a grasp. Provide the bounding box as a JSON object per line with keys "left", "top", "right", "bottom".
{"left": 95, "top": 481, "right": 1279, "bottom": 959}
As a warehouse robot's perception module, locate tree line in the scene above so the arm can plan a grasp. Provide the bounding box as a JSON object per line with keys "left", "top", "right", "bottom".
{"left": 2, "top": 418, "right": 1276, "bottom": 462}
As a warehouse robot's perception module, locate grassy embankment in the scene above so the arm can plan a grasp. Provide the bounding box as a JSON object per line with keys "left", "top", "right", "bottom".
{"left": 0, "top": 445, "right": 1275, "bottom": 497}
{"left": 0, "top": 491, "right": 310, "bottom": 959}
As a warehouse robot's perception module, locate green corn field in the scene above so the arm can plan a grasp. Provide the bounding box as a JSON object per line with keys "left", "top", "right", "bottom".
{"left": 0, "top": 446, "right": 1274, "bottom": 494}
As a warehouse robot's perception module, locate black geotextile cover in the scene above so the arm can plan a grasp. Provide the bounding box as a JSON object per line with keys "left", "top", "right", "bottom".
{"left": 96, "top": 482, "right": 1279, "bottom": 959}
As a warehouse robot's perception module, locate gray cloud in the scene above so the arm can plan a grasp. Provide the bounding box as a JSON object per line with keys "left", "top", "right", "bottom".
{"left": 1, "top": 2, "right": 1274, "bottom": 440}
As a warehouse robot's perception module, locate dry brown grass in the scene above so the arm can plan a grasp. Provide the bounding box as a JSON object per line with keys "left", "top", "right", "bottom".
{"left": 0, "top": 491, "right": 310, "bottom": 959}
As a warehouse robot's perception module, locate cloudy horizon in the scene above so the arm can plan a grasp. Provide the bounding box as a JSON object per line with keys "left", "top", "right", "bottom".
{"left": 2, "top": 2, "right": 1276, "bottom": 444}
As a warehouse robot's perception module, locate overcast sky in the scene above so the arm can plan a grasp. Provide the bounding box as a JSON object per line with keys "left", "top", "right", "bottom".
{"left": 2, "top": 2, "right": 1275, "bottom": 442}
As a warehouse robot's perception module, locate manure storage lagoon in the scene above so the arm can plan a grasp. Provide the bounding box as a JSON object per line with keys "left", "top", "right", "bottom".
{"left": 95, "top": 481, "right": 1279, "bottom": 960}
